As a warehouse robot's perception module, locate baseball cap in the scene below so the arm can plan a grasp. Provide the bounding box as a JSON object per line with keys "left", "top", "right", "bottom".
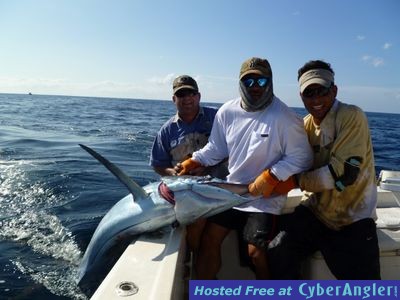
{"left": 173, "top": 75, "right": 199, "bottom": 94}
{"left": 299, "top": 69, "right": 334, "bottom": 93}
{"left": 240, "top": 57, "right": 272, "bottom": 79}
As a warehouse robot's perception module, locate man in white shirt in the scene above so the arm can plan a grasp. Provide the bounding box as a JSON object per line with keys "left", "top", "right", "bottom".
{"left": 178, "top": 57, "right": 313, "bottom": 279}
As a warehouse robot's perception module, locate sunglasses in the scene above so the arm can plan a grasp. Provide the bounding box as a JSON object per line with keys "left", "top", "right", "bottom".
{"left": 302, "top": 85, "right": 331, "bottom": 99}
{"left": 175, "top": 89, "right": 198, "bottom": 98}
{"left": 242, "top": 77, "right": 269, "bottom": 88}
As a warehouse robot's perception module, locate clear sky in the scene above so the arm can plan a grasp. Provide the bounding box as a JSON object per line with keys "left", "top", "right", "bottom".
{"left": 0, "top": 0, "right": 399, "bottom": 113}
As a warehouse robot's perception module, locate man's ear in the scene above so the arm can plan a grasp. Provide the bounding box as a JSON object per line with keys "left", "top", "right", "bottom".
{"left": 332, "top": 85, "right": 338, "bottom": 98}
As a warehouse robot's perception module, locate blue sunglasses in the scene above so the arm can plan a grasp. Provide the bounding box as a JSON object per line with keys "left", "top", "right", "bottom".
{"left": 242, "top": 77, "right": 269, "bottom": 88}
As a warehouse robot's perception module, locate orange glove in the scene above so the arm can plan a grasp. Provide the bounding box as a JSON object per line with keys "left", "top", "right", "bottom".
{"left": 273, "top": 175, "right": 298, "bottom": 194}
{"left": 248, "top": 169, "right": 279, "bottom": 197}
{"left": 178, "top": 158, "right": 202, "bottom": 176}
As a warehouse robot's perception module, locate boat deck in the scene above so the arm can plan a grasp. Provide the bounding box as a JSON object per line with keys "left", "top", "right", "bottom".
{"left": 91, "top": 171, "right": 400, "bottom": 299}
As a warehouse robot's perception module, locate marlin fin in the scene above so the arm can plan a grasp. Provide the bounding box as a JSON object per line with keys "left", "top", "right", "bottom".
{"left": 79, "top": 144, "right": 148, "bottom": 200}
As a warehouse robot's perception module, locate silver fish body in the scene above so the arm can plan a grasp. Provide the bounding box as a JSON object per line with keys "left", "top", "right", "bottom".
{"left": 76, "top": 145, "right": 251, "bottom": 295}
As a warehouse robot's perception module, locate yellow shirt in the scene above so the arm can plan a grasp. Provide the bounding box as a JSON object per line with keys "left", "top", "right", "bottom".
{"left": 299, "top": 101, "right": 377, "bottom": 230}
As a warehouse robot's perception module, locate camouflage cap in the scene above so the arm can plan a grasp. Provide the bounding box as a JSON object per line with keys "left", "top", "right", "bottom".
{"left": 240, "top": 57, "right": 272, "bottom": 79}
{"left": 173, "top": 75, "right": 199, "bottom": 94}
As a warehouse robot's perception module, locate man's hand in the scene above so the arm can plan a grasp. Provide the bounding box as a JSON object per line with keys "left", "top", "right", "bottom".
{"left": 273, "top": 175, "right": 298, "bottom": 194}
{"left": 153, "top": 166, "right": 180, "bottom": 176}
{"left": 248, "top": 169, "right": 279, "bottom": 198}
{"left": 177, "top": 158, "right": 203, "bottom": 176}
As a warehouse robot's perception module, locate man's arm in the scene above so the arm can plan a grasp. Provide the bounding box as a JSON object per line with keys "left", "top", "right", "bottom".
{"left": 150, "top": 126, "right": 175, "bottom": 176}
{"left": 192, "top": 113, "right": 229, "bottom": 167}
{"left": 270, "top": 114, "right": 313, "bottom": 181}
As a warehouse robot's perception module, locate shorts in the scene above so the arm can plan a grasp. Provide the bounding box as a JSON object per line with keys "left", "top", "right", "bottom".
{"left": 208, "top": 208, "right": 278, "bottom": 249}
{"left": 268, "top": 205, "right": 381, "bottom": 279}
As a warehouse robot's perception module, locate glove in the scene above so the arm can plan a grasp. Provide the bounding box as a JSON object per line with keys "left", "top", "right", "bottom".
{"left": 273, "top": 175, "right": 298, "bottom": 194}
{"left": 178, "top": 158, "right": 202, "bottom": 176}
{"left": 248, "top": 169, "right": 279, "bottom": 197}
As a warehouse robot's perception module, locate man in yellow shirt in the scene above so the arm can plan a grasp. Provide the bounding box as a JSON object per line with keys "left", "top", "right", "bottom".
{"left": 270, "top": 60, "right": 380, "bottom": 279}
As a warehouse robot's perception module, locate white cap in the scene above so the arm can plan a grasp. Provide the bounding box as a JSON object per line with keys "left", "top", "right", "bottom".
{"left": 299, "top": 69, "right": 334, "bottom": 93}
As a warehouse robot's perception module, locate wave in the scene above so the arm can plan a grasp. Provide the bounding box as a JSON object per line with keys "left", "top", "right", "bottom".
{"left": 0, "top": 161, "right": 85, "bottom": 299}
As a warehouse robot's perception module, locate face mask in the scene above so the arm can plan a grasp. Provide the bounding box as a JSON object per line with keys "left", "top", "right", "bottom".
{"left": 239, "top": 79, "right": 273, "bottom": 112}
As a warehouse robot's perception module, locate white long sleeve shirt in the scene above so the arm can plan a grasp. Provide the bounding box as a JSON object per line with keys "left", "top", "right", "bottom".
{"left": 192, "top": 96, "right": 313, "bottom": 214}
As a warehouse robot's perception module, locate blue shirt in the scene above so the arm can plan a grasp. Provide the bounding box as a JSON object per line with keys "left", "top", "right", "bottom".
{"left": 150, "top": 106, "right": 218, "bottom": 167}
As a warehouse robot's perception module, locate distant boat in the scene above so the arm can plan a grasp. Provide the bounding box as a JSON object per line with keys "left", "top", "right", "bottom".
{"left": 28, "top": 92, "right": 32, "bottom": 95}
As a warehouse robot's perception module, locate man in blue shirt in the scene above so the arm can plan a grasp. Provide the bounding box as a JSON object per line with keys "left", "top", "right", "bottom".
{"left": 150, "top": 75, "right": 226, "bottom": 254}
{"left": 150, "top": 75, "right": 221, "bottom": 177}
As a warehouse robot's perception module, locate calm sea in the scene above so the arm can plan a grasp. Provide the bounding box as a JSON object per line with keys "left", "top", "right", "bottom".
{"left": 0, "top": 93, "right": 399, "bottom": 299}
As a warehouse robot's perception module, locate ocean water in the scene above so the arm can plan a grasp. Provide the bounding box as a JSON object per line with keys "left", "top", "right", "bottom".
{"left": 0, "top": 93, "right": 399, "bottom": 299}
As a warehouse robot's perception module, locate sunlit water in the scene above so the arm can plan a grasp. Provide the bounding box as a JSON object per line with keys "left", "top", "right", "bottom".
{"left": 0, "top": 93, "right": 399, "bottom": 299}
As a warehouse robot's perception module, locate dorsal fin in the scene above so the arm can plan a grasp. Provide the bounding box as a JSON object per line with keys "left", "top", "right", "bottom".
{"left": 79, "top": 144, "right": 148, "bottom": 200}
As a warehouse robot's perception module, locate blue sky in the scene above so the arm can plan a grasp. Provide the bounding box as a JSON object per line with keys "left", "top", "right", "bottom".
{"left": 0, "top": 0, "right": 399, "bottom": 113}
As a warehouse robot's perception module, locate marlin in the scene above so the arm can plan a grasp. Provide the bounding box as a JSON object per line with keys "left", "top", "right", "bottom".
{"left": 77, "top": 144, "right": 251, "bottom": 295}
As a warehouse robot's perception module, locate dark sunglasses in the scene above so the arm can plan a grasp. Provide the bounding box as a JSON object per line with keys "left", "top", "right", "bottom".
{"left": 242, "top": 77, "right": 269, "bottom": 88}
{"left": 302, "top": 85, "right": 331, "bottom": 99}
{"left": 175, "top": 89, "right": 198, "bottom": 98}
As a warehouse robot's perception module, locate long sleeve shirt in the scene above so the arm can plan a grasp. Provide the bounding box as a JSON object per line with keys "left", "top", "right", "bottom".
{"left": 298, "top": 100, "right": 377, "bottom": 229}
